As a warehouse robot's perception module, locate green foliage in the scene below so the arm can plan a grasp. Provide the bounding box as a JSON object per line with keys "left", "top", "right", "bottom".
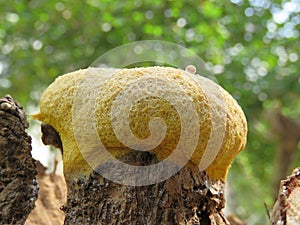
{"left": 0, "top": 0, "right": 299, "bottom": 224}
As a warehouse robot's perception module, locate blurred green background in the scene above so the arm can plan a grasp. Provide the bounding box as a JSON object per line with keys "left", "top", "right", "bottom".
{"left": 1, "top": 0, "right": 300, "bottom": 224}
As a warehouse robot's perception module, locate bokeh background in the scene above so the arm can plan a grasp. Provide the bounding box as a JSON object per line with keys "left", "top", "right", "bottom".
{"left": 1, "top": 0, "right": 300, "bottom": 224}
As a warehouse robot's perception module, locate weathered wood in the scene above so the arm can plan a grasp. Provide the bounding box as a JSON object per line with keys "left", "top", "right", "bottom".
{"left": 0, "top": 95, "right": 38, "bottom": 224}
{"left": 270, "top": 167, "right": 300, "bottom": 225}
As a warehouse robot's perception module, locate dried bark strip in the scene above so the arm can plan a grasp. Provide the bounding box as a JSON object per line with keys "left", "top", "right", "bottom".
{"left": 0, "top": 95, "right": 38, "bottom": 225}
{"left": 270, "top": 167, "right": 300, "bottom": 225}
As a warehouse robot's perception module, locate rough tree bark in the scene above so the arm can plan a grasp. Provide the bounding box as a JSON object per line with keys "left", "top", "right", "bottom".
{"left": 63, "top": 159, "right": 227, "bottom": 225}
{"left": 0, "top": 95, "right": 38, "bottom": 224}
{"left": 41, "top": 125, "right": 229, "bottom": 225}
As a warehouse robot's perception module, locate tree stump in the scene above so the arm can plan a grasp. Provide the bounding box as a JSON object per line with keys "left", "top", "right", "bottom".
{"left": 61, "top": 152, "right": 229, "bottom": 225}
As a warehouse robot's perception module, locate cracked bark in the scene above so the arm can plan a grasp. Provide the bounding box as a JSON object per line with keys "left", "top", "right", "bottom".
{"left": 0, "top": 95, "right": 38, "bottom": 225}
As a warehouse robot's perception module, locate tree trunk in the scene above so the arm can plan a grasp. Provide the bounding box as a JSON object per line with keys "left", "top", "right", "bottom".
{"left": 0, "top": 95, "right": 38, "bottom": 224}
{"left": 60, "top": 151, "right": 229, "bottom": 225}
{"left": 271, "top": 112, "right": 300, "bottom": 199}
